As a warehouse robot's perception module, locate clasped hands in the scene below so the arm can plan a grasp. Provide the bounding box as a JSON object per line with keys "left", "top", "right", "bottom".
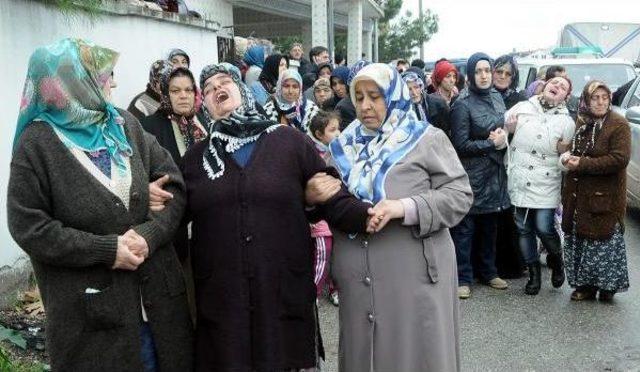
{"left": 113, "top": 229, "right": 149, "bottom": 271}
{"left": 561, "top": 153, "right": 581, "bottom": 170}
{"left": 305, "top": 173, "right": 405, "bottom": 234}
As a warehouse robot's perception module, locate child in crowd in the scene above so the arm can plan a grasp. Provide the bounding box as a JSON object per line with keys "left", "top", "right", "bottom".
{"left": 308, "top": 111, "right": 341, "bottom": 306}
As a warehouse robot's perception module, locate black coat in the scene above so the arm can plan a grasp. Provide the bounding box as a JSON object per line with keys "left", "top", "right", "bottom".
{"left": 450, "top": 89, "right": 510, "bottom": 215}
{"left": 415, "top": 94, "right": 451, "bottom": 135}
{"left": 181, "top": 126, "right": 370, "bottom": 371}
{"left": 336, "top": 96, "right": 357, "bottom": 130}
{"left": 500, "top": 89, "right": 527, "bottom": 110}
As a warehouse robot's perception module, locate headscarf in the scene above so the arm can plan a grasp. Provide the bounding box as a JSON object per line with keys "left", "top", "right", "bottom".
{"left": 259, "top": 54, "right": 288, "bottom": 94}
{"left": 243, "top": 45, "right": 265, "bottom": 68}
{"left": 466, "top": 53, "right": 494, "bottom": 95}
{"left": 433, "top": 60, "right": 457, "bottom": 87}
{"left": 331, "top": 66, "right": 350, "bottom": 86}
{"left": 313, "top": 77, "right": 332, "bottom": 93}
{"left": 274, "top": 69, "right": 315, "bottom": 132}
{"left": 330, "top": 63, "right": 429, "bottom": 203}
{"left": 14, "top": 38, "right": 132, "bottom": 175}
{"left": 316, "top": 62, "right": 333, "bottom": 76}
{"left": 405, "top": 66, "right": 426, "bottom": 84}
{"left": 493, "top": 55, "right": 520, "bottom": 101}
{"left": 572, "top": 80, "right": 612, "bottom": 157}
{"left": 401, "top": 71, "right": 428, "bottom": 121}
{"left": 159, "top": 67, "right": 206, "bottom": 148}
{"left": 148, "top": 59, "right": 173, "bottom": 97}
{"left": 347, "top": 60, "right": 372, "bottom": 85}
{"left": 168, "top": 48, "right": 190, "bottom": 67}
{"left": 199, "top": 63, "right": 280, "bottom": 180}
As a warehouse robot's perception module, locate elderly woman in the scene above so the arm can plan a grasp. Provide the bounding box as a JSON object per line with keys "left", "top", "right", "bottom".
{"left": 401, "top": 70, "right": 450, "bottom": 133}
{"left": 249, "top": 53, "right": 289, "bottom": 106}
{"left": 263, "top": 69, "right": 319, "bottom": 132}
{"left": 8, "top": 38, "right": 193, "bottom": 370}
{"left": 243, "top": 45, "right": 265, "bottom": 87}
{"left": 560, "top": 80, "right": 631, "bottom": 301}
{"left": 450, "top": 53, "right": 511, "bottom": 299}
{"left": 181, "top": 63, "right": 378, "bottom": 371}
{"left": 329, "top": 63, "right": 473, "bottom": 371}
{"left": 168, "top": 48, "right": 191, "bottom": 69}
{"left": 505, "top": 76, "right": 575, "bottom": 294}
{"left": 493, "top": 55, "right": 527, "bottom": 110}
{"left": 128, "top": 59, "right": 173, "bottom": 121}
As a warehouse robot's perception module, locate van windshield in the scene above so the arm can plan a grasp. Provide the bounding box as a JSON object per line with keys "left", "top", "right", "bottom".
{"left": 544, "top": 64, "right": 637, "bottom": 96}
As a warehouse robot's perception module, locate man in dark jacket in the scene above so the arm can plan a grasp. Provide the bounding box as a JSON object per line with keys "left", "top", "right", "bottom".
{"left": 449, "top": 52, "right": 511, "bottom": 299}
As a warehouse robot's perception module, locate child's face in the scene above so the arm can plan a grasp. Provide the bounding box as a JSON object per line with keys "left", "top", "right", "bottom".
{"left": 317, "top": 118, "right": 341, "bottom": 146}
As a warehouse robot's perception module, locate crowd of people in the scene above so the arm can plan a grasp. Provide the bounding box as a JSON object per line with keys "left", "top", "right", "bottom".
{"left": 7, "top": 37, "right": 631, "bottom": 371}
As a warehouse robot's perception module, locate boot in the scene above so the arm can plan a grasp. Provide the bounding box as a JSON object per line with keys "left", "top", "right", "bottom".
{"left": 525, "top": 262, "right": 541, "bottom": 295}
{"left": 547, "top": 253, "right": 565, "bottom": 288}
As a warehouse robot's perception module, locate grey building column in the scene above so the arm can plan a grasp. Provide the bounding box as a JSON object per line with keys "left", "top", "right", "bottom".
{"left": 311, "top": 0, "right": 328, "bottom": 48}
{"left": 347, "top": 0, "right": 362, "bottom": 64}
{"left": 373, "top": 18, "right": 379, "bottom": 62}
{"left": 301, "top": 23, "right": 312, "bottom": 58}
{"left": 363, "top": 28, "right": 372, "bottom": 61}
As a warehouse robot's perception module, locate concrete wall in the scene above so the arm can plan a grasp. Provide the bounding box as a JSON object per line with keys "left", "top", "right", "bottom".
{"left": 0, "top": 0, "right": 231, "bottom": 266}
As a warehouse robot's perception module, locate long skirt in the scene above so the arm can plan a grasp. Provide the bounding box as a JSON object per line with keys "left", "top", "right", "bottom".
{"left": 564, "top": 224, "right": 630, "bottom": 292}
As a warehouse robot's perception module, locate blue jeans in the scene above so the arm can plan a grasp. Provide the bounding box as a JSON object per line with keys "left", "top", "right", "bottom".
{"left": 451, "top": 213, "right": 499, "bottom": 285}
{"left": 140, "top": 322, "right": 158, "bottom": 372}
{"left": 513, "top": 207, "right": 562, "bottom": 265}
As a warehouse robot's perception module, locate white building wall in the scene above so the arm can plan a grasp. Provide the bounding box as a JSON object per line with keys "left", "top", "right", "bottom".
{"left": 0, "top": 0, "right": 229, "bottom": 266}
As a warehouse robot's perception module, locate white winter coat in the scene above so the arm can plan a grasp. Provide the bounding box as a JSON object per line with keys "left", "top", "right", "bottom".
{"left": 504, "top": 97, "right": 575, "bottom": 209}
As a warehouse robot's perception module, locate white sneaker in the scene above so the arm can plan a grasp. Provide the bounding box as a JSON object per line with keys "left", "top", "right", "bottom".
{"left": 458, "top": 286, "right": 471, "bottom": 299}
{"left": 329, "top": 292, "right": 339, "bottom": 306}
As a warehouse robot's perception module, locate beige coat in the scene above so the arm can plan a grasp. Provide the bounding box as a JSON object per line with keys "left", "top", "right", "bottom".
{"left": 331, "top": 127, "right": 473, "bottom": 372}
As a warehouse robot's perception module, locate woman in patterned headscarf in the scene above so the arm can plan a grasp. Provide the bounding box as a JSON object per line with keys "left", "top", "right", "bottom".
{"left": 329, "top": 63, "right": 472, "bottom": 371}
{"left": 401, "top": 70, "right": 450, "bottom": 134}
{"left": 8, "top": 38, "right": 193, "bottom": 371}
{"left": 263, "top": 69, "right": 319, "bottom": 132}
{"left": 179, "top": 63, "right": 377, "bottom": 371}
{"left": 128, "top": 59, "right": 173, "bottom": 121}
{"left": 560, "top": 80, "right": 631, "bottom": 302}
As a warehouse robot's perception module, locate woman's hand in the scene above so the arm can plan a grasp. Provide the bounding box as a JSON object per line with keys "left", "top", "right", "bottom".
{"left": 488, "top": 128, "right": 507, "bottom": 149}
{"left": 366, "top": 199, "right": 405, "bottom": 233}
{"left": 305, "top": 172, "right": 342, "bottom": 205}
{"left": 113, "top": 235, "right": 145, "bottom": 270}
{"left": 564, "top": 155, "right": 581, "bottom": 170}
{"left": 149, "top": 175, "right": 173, "bottom": 212}
{"left": 504, "top": 114, "right": 518, "bottom": 133}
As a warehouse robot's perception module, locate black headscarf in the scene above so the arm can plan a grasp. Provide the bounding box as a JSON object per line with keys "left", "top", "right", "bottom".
{"left": 259, "top": 54, "right": 289, "bottom": 94}
{"left": 466, "top": 52, "right": 493, "bottom": 95}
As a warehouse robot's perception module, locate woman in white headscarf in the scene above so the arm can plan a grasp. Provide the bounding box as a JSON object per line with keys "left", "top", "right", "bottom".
{"left": 329, "top": 63, "right": 473, "bottom": 371}
{"left": 263, "top": 69, "right": 319, "bottom": 132}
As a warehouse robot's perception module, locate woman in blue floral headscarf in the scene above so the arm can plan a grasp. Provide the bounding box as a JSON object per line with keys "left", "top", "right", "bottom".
{"left": 8, "top": 38, "right": 193, "bottom": 371}
{"left": 329, "top": 63, "right": 473, "bottom": 371}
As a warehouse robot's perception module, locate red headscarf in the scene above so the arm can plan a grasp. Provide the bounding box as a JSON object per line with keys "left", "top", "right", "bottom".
{"left": 433, "top": 60, "right": 458, "bottom": 87}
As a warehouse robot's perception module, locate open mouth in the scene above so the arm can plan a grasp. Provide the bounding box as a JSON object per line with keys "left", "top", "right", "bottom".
{"left": 216, "top": 91, "right": 229, "bottom": 104}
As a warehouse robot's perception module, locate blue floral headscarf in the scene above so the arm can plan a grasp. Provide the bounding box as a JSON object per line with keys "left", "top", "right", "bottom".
{"left": 14, "top": 38, "right": 132, "bottom": 175}
{"left": 330, "top": 63, "right": 430, "bottom": 203}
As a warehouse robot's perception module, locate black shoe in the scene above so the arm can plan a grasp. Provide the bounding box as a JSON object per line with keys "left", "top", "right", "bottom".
{"left": 598, "top": 290, "right": 615, "bottom": 302}
{"left": 547, "top": 253, "right": 565, "bottom": 288}
{"left": 525, "top": 262, "right": 541, "bottom": 295}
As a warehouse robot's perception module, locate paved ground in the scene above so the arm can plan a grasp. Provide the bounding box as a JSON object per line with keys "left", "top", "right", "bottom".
{"left": 318, "top": 210, "right": 640, "bottom": 371}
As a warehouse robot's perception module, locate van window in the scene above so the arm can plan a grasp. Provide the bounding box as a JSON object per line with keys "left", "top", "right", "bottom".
{"left": 543, "top": 64, "right": 637, "bottom": 96}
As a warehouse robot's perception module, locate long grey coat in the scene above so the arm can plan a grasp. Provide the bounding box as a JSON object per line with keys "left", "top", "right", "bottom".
{"left": 332, "top": 127, "right": 473, "bottom": 372}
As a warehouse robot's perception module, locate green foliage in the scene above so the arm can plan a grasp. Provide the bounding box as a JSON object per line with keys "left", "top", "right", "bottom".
{"left": 0, "top": 326, "right": 26, "bottom": 350}
{"left": 0, "top": 347, "right": 13, "bottom": 372}
{"left": 378, "top": 6, "right": 439, "bottom": 62}
{"left": 0, "top": 344, "right": 49, "bottom": 372}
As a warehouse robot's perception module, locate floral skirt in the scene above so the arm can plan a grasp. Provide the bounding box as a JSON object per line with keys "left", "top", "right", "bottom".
{"left": 564, "top": 224, "right": 629, "bottom": 293}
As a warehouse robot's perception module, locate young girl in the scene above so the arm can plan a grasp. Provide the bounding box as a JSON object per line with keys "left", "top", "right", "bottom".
{"left": 308, "top": 111, "right": 341, "bottom": 305}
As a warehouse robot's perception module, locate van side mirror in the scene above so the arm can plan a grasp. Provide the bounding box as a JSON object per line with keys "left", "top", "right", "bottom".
{"left": 626, "top": 106, "right": 640, "bottom": 124}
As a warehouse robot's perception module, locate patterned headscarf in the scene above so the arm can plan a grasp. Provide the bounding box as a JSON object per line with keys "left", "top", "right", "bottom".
{"left": 347, "top": 60, "right": 372, "bottom": 85}
{"left": 199, "top": 63, "right": 280, "bottom": 180}
{"left": 159, "top": 67, "right": 206, "bottom": 149}
{"left": 401, "top": 71, "right": 424, "bottom": 90}
{"left": 167, "top": 48, "right": 190, "bottom": 67}
{"left": 572, "top": 80, "right": 612, "bottom": 157}
{"left": 14, "top": 38, "right": 132, "bottom": 175}
{"left": 330, "top": 63, "right": 429, "bottom": 203}
{"left": 402, "top": 71, "right": 428, "bottom": 121}
{"left": 273, "top": 69, "right": 316, "bottom": 132}
{"left": 148, "top": 59, "right": 173, "bottom": 97}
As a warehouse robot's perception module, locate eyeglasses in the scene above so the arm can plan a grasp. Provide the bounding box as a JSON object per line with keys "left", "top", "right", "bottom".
{"left": 494, "top": 69, "right": 512, "bottom": 78}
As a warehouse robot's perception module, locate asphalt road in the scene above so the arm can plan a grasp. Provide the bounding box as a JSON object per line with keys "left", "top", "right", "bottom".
{"left": 318, "top": 210, "right": 640, "bottom": 372}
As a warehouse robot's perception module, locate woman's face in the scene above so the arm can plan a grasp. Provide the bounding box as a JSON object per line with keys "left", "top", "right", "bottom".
{"left": 440, "top": 71, "right": 457, "bottom": 92}
{"left": 318, "top": 66, "right": 332, "bottom": 80}
{"left": 278, "top": 58, "right": 289, "bottom": 75}
{"left": 314, "top": 87, "right": 332, "bottom": 105}
{"left": 493, "top": 63, "right": 513, "bottom": 91}
{"left": 203, "top": 73, "right": 242, "bottom": 119}
{"left": 169, "top": 76, "right": 195, "bottom": 116}
{"left": 474, "top": 60, "right": 492, "bottom": 90}
{"left": 589, "top": 87, "right": 611, "bottom": 117}
{"left": 171, "top": 55, "right": 189, "bottom": 69}
{"left": 282, "top": 78, "right": 301, "bottom": 103}
{"left": 542, "top": 77, "right": 570, "bottom": 105}
{"left": 102, "top": 73, "right": 117, "bottom": 102}
{"left": 331, "top": 77, "right": 348, "bottom": 99}
{"left": 354, "top": 79, "right": 387, "bottom": 130}
{"left": 407, "top": 81, "right": 423, "bottom": 103}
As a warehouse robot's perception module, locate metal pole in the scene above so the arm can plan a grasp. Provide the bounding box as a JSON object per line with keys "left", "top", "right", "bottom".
{"left": 419, "top": 0, "right": 424, "bottom": 60}
{"left": 328, "top": 0, "right": 334, "bottom": 61}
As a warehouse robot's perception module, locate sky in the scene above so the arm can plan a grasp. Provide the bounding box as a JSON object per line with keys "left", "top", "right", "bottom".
{"left": 400, "top": 0, "right": 640, "bottom": 61}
